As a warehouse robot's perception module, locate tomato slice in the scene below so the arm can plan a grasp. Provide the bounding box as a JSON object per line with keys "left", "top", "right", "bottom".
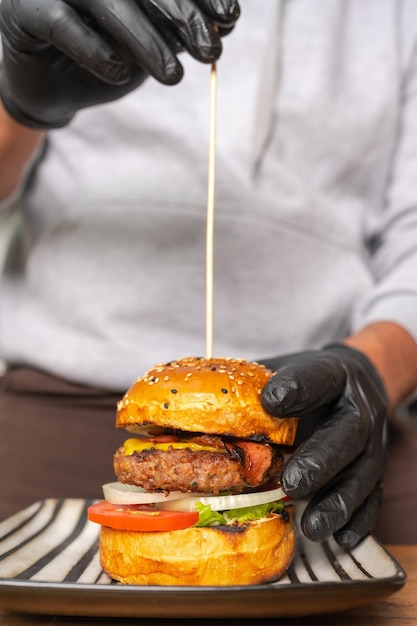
{"left": 87, "top": 501, "right": 199, "bottom": 531}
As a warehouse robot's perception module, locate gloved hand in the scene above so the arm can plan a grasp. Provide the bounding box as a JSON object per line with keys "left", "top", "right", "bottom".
{"left": 0, "top": 0, "right": 240, "bottom": 129}
{"left": 260, "top": 344, "right": 388, "bottom": 549}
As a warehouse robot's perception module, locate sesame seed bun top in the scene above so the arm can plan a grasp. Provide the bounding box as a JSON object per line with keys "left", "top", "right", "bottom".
{"left": 116, "top": 356, "right": 298, "bottom": 445}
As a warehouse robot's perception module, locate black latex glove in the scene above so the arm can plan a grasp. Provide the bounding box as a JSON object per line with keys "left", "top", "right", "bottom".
{"left": 260, "top": 344, "right": 388, "bottom": 549}
{"left": 0, "top": 0, "right": 240, "bottom": 129}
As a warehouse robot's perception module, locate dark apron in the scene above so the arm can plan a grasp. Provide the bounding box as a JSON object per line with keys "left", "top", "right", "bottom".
{"left": 0, "top": 367, "right": 126, "bottom": 520}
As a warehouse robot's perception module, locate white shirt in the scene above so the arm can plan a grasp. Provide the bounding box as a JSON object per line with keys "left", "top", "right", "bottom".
{"left": 1, "top": 0, "right": 417, "bottom": 390}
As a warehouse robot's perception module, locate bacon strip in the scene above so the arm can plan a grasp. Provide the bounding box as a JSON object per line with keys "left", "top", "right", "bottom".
{"left": 231, "top": 440, "right": 274, "bottom": 486}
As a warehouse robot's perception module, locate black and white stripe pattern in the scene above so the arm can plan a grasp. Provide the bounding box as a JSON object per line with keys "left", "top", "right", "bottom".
{"left": 0, "top": 499, "right": 109, "bottom": 585}
{"left": 0, "top": 499, "right": 406, "bottom": 617}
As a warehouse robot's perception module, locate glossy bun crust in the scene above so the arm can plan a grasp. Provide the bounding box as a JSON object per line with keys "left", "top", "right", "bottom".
{"left": 116, "top": 357, "right": 298, "bottom": 445}
{"left": 99, "top": 508, "right": 296, "bottom": 586}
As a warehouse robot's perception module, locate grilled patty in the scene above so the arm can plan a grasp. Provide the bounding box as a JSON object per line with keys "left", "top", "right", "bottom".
{"left": 114, "top": 434, "right": 284, "bottom": 494}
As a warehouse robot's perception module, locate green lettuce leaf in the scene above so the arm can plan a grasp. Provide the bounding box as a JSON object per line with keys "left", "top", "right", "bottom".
{"left": 194, "top": 500, "right": 286, "bottom": 527}
{"left": 193, "top": 502, "right": 227, "bottom": 527}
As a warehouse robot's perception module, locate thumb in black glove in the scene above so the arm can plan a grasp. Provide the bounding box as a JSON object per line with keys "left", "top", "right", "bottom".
{"left": 260, "top": 345, "right": 388, "bottom": 549}
{"left": 0, "top": 0, "right": 240, "bottom": 129}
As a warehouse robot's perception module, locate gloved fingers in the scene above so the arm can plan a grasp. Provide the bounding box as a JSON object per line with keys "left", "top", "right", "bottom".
{"left": 193, "top": 0, "right": 240, "bottom": 36}
{"left": 261, "top": 355, "right": 346, "bottom": 417}
{"left": 139, "top": 0, "right": 241, "bottom": 50}
{"left": 282, "top": 408, "right": 371, "bottom": 498}
{"left": 0, "top": 0, "right": 132, "bottom": 85}
{"left": 333, "top": 483, "right": 383, "bottom": 549}
{"left": 300, "top": 454, "right": 382, "bottom": 543}
{"left": 136, "top": 0, "right": 223, "bottom": 63}
{"left": 66, "top": 0, "right": 183, "bottom": 84}
{"left": 192, "top": 0, "right": 240, "bottom": 24}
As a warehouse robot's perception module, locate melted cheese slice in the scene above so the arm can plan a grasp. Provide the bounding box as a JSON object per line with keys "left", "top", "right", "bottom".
{"left": 123, "top": 438, "right": 223, "bottom": 456}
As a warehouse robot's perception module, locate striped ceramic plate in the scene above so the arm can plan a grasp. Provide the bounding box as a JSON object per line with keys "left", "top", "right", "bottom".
{"left": 0, "top": 498, "right": 406, "bottom": 618}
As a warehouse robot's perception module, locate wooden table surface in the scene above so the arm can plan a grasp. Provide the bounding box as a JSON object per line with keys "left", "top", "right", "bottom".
{"left": 0, "top": 545, "right": 415, "bottom": 625}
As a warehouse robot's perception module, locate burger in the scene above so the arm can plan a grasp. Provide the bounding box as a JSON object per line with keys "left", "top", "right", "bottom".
{"left": 88, "top": 356, "right": 298, "bottom": 586}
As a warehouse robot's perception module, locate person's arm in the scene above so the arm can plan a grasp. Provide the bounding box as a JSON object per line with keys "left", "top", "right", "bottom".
{"left": 343, "top": 321, "right": 417, "bottom": 413}
{"left": 0, "top": 100, "right": 45, "bottom": 201}
{"left": 260, "top": 11, "right": 417, "bottom": 551}
{"left": 345, "top": 14, "right": 417, "bottom": 410}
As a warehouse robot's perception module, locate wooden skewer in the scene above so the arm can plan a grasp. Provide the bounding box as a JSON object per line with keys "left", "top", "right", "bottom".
{"left": 206, "top": 58, "right": 217, "bottom": 360}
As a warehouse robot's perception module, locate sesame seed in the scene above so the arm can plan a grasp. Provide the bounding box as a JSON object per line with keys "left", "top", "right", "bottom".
{"left": 164, "top": 376, "right": 170, "bottom": 381}
{"left": 171, "top": 389, "right": 178, "bottom": 394}
{"left": 221, "top": 388, "right": 228, "bottom": 394}
{"left": 163, "top": 402, "right": 169, "bottom": 409}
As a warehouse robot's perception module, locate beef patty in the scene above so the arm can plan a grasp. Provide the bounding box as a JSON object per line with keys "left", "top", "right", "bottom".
{"left": 114, "top": 434, "right": 284, "bottom": 494}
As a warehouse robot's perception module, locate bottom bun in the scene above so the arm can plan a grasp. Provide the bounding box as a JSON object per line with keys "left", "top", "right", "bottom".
{"left": 99, "top": 510, "right": 296, "bottom": 586}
